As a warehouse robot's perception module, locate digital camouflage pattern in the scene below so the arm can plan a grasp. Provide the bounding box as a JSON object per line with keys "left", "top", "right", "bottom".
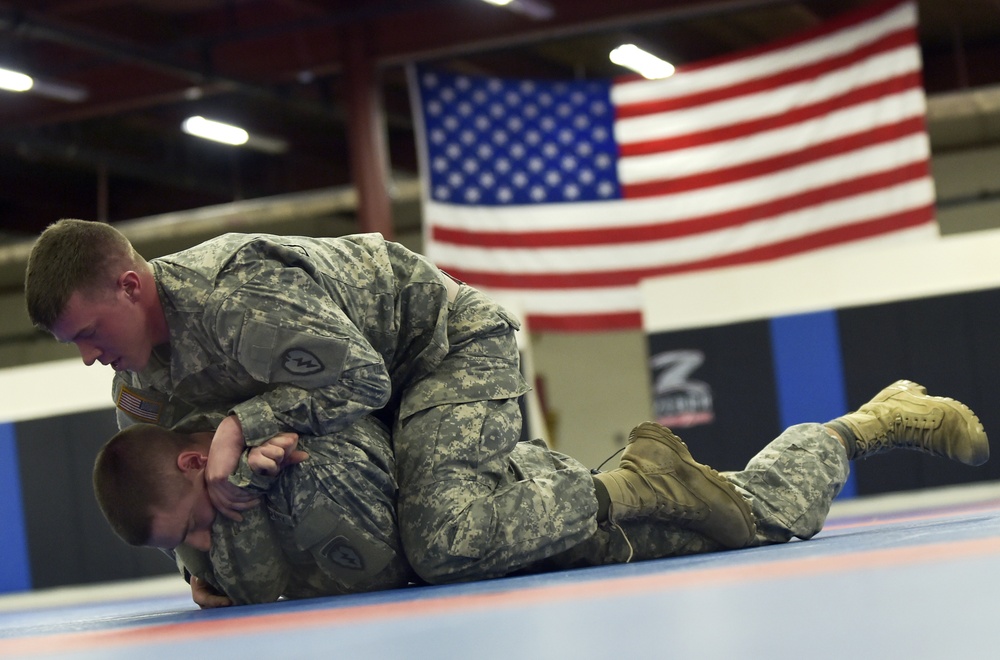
{"left": 114, "top": 232, "right": 470, "bottom": 442}
{"left": 177, "top": 414, "right": 852, "bottom": 597}
{"left": 383, "top": 284, "right": 592, "bottom": 580}
{"left": 176, "top": 415, "right": 412, "bottom": 605}
{"left": 114, "top": 231, "right": 853, "bottom": 588}
{"left": 726, "top": 423, "right": 850, "bottom": 546}
{"left": 112, "top": 232, "right": 590, "bottom": 584}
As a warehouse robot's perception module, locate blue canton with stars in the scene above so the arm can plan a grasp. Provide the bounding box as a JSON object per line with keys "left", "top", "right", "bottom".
{"left": 417, "top": 68, "right": 622, "bottom": 206}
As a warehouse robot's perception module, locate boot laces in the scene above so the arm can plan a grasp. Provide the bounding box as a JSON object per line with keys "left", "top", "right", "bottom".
{"left": 860, "top": 412, "right": 942, "bottom": 457}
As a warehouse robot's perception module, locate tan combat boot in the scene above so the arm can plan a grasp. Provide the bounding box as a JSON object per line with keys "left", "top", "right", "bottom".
{"left": 833, "top": 380, "right": 989, "bottom": 465}
{"left": 594, "top": 422, "right": 756, "bottom": 549}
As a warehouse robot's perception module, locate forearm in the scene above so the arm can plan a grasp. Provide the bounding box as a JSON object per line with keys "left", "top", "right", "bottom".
{"left": 229, "top": 370, "right": 390, "bottom": 445}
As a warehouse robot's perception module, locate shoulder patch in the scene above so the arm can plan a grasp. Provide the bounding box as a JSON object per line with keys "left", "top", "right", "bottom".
{"left": 282, "top": 348, "right": 324, "bottom": 376}
{"left": 238, "top": 316, "right": 347, "bottom": 386}
{"left": 115, "top": 385, "right": 163, "bottom": 423}
{"left": 322, "top": 537, "right": 364, "bottom": 571}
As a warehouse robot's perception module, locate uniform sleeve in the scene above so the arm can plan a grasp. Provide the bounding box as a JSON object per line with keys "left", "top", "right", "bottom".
{"left": 216, "top": 267, "right": 392, "bottom": 444}
{"left": 230, "top": 450, "right": 278, "bottom": 492}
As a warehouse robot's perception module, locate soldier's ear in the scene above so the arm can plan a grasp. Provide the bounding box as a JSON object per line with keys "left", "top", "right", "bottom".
{"left": 176, "top": 450, "right": 208, "bottom": 473}
{"left": 119, "top": 271, "right": 141, "bottom": 301}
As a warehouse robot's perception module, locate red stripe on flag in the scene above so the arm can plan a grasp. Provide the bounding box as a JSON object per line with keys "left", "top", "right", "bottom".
{"left": 441, "top": 204, "right": 934, "bottom": 289}
{"left": 615, "top": 28, "right": 918, "bottom": 121}
{"left": 622, "top": 116, "right": 927, "bottom": 198}
{"left": 526, "top": 312, "right": 644, "bottom": 332}
{"left": 431, "top": 161, "right": 930, "bottom": 249}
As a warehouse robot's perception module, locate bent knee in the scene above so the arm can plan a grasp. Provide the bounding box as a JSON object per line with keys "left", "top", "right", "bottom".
{"left": 403, "top": 533, "right": 481, "bottom": 584}
{"left": 400, "top": 503, "right": 499, "bottom": 584}
{"left": 406, "top": 549, "right": 463, "bottom": 585}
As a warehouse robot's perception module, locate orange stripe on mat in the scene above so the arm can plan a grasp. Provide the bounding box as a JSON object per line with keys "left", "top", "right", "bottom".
{"left": 824, "top": 500, "right": 1000, "bottom": 531}
{"left": 5, "top": 534, "right": 1000, "bottom": 656}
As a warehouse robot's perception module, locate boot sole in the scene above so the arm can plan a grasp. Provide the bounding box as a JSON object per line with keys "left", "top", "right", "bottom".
{"left": 635, "top": 422, "right": 757, "bottom": 547}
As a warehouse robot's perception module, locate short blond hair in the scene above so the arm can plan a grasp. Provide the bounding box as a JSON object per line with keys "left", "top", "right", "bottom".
{"left": 25, "top": 219, "right": 140, "bottom": 330}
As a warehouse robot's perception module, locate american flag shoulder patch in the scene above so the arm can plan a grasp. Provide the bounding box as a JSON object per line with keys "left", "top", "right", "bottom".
{"left": 115, "top": 385, "right": 164, "bottom": 423}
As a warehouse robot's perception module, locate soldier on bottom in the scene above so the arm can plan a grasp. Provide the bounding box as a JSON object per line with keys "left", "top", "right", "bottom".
{"left": 95, "top": 414, "right": 413, "bottom": 606}
{"left": 93, "top": 380, "right": 987, "bottom": 606}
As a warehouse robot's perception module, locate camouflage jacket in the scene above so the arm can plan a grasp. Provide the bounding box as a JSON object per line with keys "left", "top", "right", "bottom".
{"left": 112, "top": 232, "right": 522, "bottom": 443}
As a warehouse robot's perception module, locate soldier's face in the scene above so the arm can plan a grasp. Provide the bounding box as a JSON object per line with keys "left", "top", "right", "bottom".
{"left": 51, "top": 285, "right": 154, "bottom": 372}
{"left": 147, "top": 481, "right": 216, "bottom": 552}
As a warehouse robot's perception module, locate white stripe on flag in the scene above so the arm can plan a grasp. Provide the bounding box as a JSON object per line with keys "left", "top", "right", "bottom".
{"left": 614, "top": 48, "right": 921, "bottom": 147}
{"left": 618, "top": 91, "right": 927, "bottom": 185}
{"left": 426, "top": 133, "right": 931, "bottom": 235}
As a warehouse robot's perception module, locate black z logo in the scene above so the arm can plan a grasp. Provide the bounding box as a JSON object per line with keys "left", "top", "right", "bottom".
{"left": 282, "top": 348, "right": 324, "bottom": 375}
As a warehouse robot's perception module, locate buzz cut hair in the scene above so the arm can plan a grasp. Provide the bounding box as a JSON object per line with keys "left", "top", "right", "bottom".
{"left": 93, "top": 423, "right": 200, "bottom": 547}
{"left": 24, "top": 218, "right": 140, "bottom": 330}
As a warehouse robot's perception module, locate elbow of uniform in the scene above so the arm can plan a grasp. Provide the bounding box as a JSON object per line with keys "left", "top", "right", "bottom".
{"left": 346, "top": 367, "right": 392, "bottom": 409}
{"left": 370, "top": 375, "right": 392, "bottom": 408}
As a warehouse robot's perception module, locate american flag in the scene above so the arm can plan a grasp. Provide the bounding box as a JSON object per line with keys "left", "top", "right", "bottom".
{"left": 115, "top": 387, "right": 162, "bottom": 423}
{"left": 409, "top": 0, "right": 936, "bottom": 331}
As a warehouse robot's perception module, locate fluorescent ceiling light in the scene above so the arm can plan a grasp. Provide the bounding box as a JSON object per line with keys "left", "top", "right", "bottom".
{"left": 182, "top": 116, "right": 249, "bottom": 146}
{"left": 0, "top": 67, "right": 34, "bottom": 93}
{"left": 480, "top": 0, "right": 514, "bottom": 5}
{"left": 609, "top": 44, "right": 675, "bottom": 80}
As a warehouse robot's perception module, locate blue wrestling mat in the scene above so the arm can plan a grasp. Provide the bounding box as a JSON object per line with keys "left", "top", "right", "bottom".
{"left": 2, "top": 485, "right": 999, "bottom": 659}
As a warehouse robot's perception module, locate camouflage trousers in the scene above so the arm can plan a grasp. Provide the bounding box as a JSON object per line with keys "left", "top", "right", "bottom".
{"left": 393, "top": 287, "right": 599, "bottom": 584}
{"left": 396, "top": 402, "right": 600, "bottom": 583}
{"left": 547, "top": 422, "right": 851, "bottom": 568}
{"left": 394, "top": 284, "right": 850, "bottom": 583}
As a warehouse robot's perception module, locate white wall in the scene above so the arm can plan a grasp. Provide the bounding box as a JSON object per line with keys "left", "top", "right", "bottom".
{"left": 0, "top": 359, "right": 114, "bottom": 424}
{"left": 529, "top": 329, "right": 653, "bottom": 469}
{"left": 641, "top": 227, "right": 1000, "bottom": 334}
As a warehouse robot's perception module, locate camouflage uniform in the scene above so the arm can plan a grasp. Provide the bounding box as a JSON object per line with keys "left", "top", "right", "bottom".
{"left": 174, "top": 414, "right": 413, "bottom": 605}
{"left": 114, "top": 232, "right": 850, "bottom": 584}
{"left": 114, "top": 232, "right": 596, "bottom": 583}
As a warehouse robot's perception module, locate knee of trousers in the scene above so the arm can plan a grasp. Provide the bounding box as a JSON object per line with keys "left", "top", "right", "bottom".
{"left": 402, "top": 542, "right": 463, "bottom": 585}
{"left": 398, "top": 501, "right": 500, "bottom": 585}
{"left": 729, "top": 422, "right": 850, "bottom": 542}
